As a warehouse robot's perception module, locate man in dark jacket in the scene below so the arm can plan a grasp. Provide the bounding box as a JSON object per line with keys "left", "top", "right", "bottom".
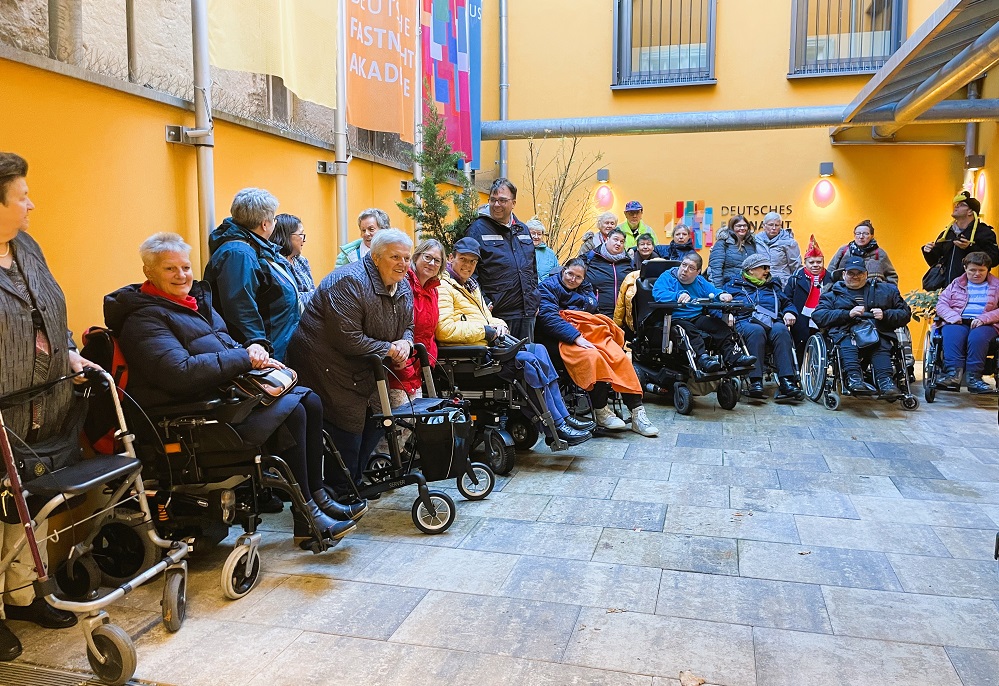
{"left": 727, "top": 254, "right": 803, "bottom": 401}
{"left": 922, "top": 191, "right": 999, "bottom": 286}
{"left": 811, "top": 256, "right": 911, "bottom": 398}
{"left": 584, "top": 229, "right": 633, "bottom": 317}
{"left": 464, "top": 178, "right": 539, "bottom": 340}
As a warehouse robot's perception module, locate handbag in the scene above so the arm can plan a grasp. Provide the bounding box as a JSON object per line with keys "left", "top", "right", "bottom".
{"left": 230, "top": 367, "right": 298, "bottom": 406}
{"left": 850, "top": 319, "right": 880, "bottom": 348}
{"left": 921, "top": 262, "right": 947, "bottom": 291}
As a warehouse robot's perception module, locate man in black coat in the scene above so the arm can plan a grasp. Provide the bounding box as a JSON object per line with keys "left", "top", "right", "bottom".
{"left": 464, "top": 178, "right": 539, "bottom": 340}
{"left": 811, "top": 256, "right": 911, "bottom": 398}
{"left": 922, "top": 191, "right": 999, "bottom": 286}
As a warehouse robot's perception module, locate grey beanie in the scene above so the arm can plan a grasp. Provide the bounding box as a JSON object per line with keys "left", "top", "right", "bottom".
{"left": 742, "top": 253, "right": 772, "bottom": 271}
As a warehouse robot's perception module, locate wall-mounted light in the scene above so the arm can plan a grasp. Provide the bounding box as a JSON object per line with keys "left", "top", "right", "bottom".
{"left": 813, "top": 179, "right": 836, "bottom": 208}
{"left": 966, "top": 155, "right": 986, "bottom": 171}
{"left": 597, "top": 168, "right": 610, "bottom": 182}
{"left": 819, "top": 162, "right": 834, "bottom": 178}
{"left": 595, "top": 184, "right": 614, "bottom": 210}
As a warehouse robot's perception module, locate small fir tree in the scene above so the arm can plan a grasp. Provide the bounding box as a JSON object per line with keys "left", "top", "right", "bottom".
{"left": 398, "top": 98, "right": 477, "bottom": 254}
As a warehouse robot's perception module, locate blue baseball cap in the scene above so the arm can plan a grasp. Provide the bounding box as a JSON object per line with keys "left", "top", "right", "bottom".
{"left": 624, "top": 201, "right": 643, "bottom": 212}
{"left": 453, "top": 237, "right": 481, "bottom": 257}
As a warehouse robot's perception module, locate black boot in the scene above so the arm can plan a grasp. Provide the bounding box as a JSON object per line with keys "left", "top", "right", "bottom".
{"left": 876, "top": 375, "right": 903, "bottom": 400}
{"left": 776, "top": 376, "right": 804, "bottom": 401}
{"left": 697, "top": 354, "right": 722, "bottom": 373}
{"left": 845, "top": 371, "right": 877, "bottom": 395}
{"left": 967, "top": 375, "right": 995, "bottom": 394}
{"left": 0, "top": 621, "right": 20, "bottom": 662}
{"left": 314, "top": 489, "right": 368, "bottom": 522}
{"left": 293, "top": 500, "right": 356, "bottom": 546}
{"left": 550, "top": 422, "right": 592, "bottom": 446}
{"left": 937, "top": 366, "right": 963, "bottom": 389}
{"left": 563, "top": 415, "right": 596, "bottom": 432}
{"left": 726, "top": 348, "right": 757, "bottom": 370}
{"left": 744, "top": 379, "right": 767, "bottom": 399}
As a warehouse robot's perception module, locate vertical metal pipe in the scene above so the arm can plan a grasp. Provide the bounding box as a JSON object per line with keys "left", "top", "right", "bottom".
{"left": 965, "top": 80, "right": 980, "bottom": 191}
{"left": 126, "top": 0, "right": 138, "bottom": 83}
{"left": 498, "top": 0, "right": 509, "bottom": 179}
{"left": 335, "top": 0, "right": 350, "bottom": 246}
{"left": 191, "top": 0, "right": 216, "bottom": 269}
{"left": 48, "top": 0, "right": 82, "bottom": 63}
{"left": 413, "top": 2, "right": 423, "bottom": 238}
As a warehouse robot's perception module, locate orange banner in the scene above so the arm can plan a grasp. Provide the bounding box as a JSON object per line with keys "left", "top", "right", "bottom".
{"left": 346, "top": 0, "right": 417, "bottom": 143}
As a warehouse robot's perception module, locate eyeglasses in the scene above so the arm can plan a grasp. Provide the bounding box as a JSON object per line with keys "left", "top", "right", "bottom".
{"left": 292, "top": 232, "right": 306, "bottom": 240}
{"left": 734, "top": 224, "right": 749, "bottom": 229}
{"left": 562, "top": 271, "right": 584, "bottom": 282}
{"left": 763, "top": 222, "right": 781, "bottom": 228}
{"left": 853, "top": 231, "right": 871, "bottom": 237}
{"left": 489, "top": 196, "right": 513, "bottom": 205}
{"left": 420, "top": 253, "right": 442, "bottom": 265}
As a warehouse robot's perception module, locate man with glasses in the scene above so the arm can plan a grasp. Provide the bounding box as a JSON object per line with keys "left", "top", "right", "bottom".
{"left": 923, "top": 191, "right": 999, "bottom": 286}
{"left": 619, "top": 200, "right": 658, "bottom": 252}
{"left": 464, "top": 178, "right": 540, "bottom": 340}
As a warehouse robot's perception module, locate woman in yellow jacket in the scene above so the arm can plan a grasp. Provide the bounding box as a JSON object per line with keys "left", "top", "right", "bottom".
{"left": 436, "top": 238, "right": 592, "bottom": 445}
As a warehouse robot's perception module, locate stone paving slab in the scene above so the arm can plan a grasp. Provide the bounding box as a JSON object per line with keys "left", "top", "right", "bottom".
{"left": 675, "top": 433, "right": 773, "bottom": 452}
{"left": 729, "top": 487, "right": 858, "bottom": 518}
{"left": 886, "top": 553, "right": 999, "bottom": 599}
{"left": 935, "top": 460, "right": 999, "bottom": 483}
{"left": 656, "top": 570, "right": 832, "bottom": 633}
{"left": 501, "top": 471, "right": 619, "bottom": 498}
{"left": 932, "top": 526, "right": 999, "bottom": 560}
{"left": 662, "top": 504, "right": 800, "bottom": 543}
{"left": 459, "top": 517, "right": 604, "bottom": 560}
{"left": 390, "top": 590, "right": 581, "bottom": 661}
{"left": 944, "top": 647, "right": 999, "bottom": 686}
{"left": 355, "top": 542, "right": 519, "bottom": 594}
{"left": 737, "top": 540, "right": 903, "bottom": 590}
{"left": 850, "top": 494, "right": 997, "bottom": 528}
{"left": 612, "top": 478, "right": 730, "bottom": 506}
{"left": 593, "top": 528, "right": 739, "bottom": 575}
{"left": 722, "top": 450, "right": 829, "bottom": 472}
{"left": 538, "top": 495, "right": 667, "bottom": 530}
{"left": 822, "top": 585, "right": 999, "bottom": 649}
{"left": 753, "top": 627, "right": 964, "bottom": 686}
{"left": 668, "top": 463, "right": 780, "bottom": 489}
{"left": 794, "top": 515, "right": 950, "bottom": 556}
{"left": 498, "top": 555, "right": 663, "bottom": 613}
{"left": 626, "top": 443, "right": 723, "bottom": 464}
{"left": 776, "top": 470, "right": 902, "bottom": 497}
{"left": 563, "top": 456, "right": 673, "bottom": 481}
{"left": 822, "top": 454, "right": 945, "bottom": 479}
{"left": 349, "top": 506, "right": 478, "bottom": 548}
{"left": 891, "top": 476, "right": 999, "bottom": 504}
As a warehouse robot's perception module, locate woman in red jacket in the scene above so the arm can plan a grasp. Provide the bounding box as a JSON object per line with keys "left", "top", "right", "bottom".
{"left": 389, "top": 238, "right": 443, "bottom": 403}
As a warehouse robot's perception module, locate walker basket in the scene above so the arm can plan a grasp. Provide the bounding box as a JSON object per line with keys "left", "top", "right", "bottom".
{"left": 414, "top": 404, "right": 474, "bottom": 482}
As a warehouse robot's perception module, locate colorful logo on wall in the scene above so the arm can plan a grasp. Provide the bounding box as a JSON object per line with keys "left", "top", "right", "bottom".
{"left": 665, "top": 200, "right": 714, "bottom": 249}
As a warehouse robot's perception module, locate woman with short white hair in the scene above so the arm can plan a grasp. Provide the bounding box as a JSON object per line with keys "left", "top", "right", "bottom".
{"left": 289, "top": 227, "right": 416, "bottom": 500}
{"left": 578, "top": 211, "right": 619, "bottom": 256}
{"left": 204, "top": 188, "right": 301, "bottom": 361}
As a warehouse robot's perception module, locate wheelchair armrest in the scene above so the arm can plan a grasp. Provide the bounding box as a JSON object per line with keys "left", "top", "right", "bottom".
{"left": 147, "top": 399, "right": 224, "bottom": 417}
{"left": 436, "top": 345, "right": 491, "bottom": 362}
{"left": 646, "top": 302, "right": 681, "bottom": 313}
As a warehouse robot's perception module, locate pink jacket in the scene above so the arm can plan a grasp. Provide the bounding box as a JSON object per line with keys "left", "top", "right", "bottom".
{"left": 936, "top": 273, "right": 999, "bottom": 332}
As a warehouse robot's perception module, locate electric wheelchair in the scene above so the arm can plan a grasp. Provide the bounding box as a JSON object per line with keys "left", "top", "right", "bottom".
{"left": 629, "top": 260, "right": 754, "bottom": 414}
{"left": 921, "top": 325, "right": 999, "bottom": 402}
{"left": 433, "top": 338, "right": 568, "bottom": 470}
{"left": 0, "top": 370, "right": 189, "bottom": 686}
{"left": 800, "top": 320, "right": 919, "bottom": 411}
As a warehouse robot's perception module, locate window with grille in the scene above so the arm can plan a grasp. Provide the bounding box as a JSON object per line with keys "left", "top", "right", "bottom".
{"left": 613, "top": 0, "right": 717, "bottom": 88}
{"left": 790, "top": 0, "right": 906, "bottom": 76}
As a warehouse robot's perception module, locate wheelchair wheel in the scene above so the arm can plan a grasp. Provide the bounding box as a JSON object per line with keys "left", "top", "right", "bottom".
{"left": 412, "top": 490, "right": 455, "bottom": 534}
{"left": 161, "top": 566, "right": 187, "bottom": 633}
{"left": 801, "top": 334, "right": 828, "bottom": 402}
{"left": 924, "top": 384, "right": 936, "bottom": 403}
{"left": 674, "top": 383, "right": 693, "bottom": 415}
{"left": 485, "top": 428, "right": 517, "bottom": 475}
{"left": 86, "top": 623, "right": 136, "bottom": 686}
{"left": 365, "top": 453, "right": 394, "bottom": 483}
{"left": 457, "top": 462, "right": 495, "bottom": 501}
{"left": 901, "top": 394, "right": 920, "bottom": 411}
{"left": 221, "top": 543, "right": 261, "bottom": 600}
{"left": 717, "top": 378, "right": 739, "bottom": 410}
{"left": 823, "top": 392, "right": 841, "bottom": 411}
{"left": 505, "top": 412, "right": 539, "bottom": 453}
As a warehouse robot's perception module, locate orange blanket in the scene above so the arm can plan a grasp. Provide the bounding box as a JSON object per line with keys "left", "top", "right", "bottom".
{"left": 558, "top": 310, "right": 642, "bottom": 395}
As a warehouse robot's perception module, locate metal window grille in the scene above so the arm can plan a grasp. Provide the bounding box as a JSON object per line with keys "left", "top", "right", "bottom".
{"left": 613, "top": 0, "right": 717, "bottom": 87}
{"left": 790, "top": 0, "right": 906, "bottom": 76}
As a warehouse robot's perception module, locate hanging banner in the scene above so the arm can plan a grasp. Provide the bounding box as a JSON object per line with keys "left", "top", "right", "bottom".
{"left": 208, "top": 0, "right": 338, "bottom": 109}
{"left": 422, "top": 0, "right": 482, "bottom": 169}
{"left": 346, "top": 0, "right": 417, "bottom": 143}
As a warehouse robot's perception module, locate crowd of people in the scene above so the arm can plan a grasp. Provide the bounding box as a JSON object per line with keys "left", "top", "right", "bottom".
{"left": 2, "top": 150, "right": 999, "bottom": 660}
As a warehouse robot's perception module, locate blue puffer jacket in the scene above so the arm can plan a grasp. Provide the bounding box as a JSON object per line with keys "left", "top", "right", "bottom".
{"left": 203, "top": 218, "right": 301, "bottom": 361}
{"left": 537, "top": 273, "right": 598, "bottom": 344}
{"left": 464, "top": 214, "right": 539, "bottom": 319}
{"left": 726, "top": 276, "right": 798, "bottom": 325}
{"left": 583, "top": 249, "right": 633, "bottom": 317}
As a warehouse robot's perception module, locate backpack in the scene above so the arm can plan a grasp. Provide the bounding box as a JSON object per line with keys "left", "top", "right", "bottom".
{"left": 80, "top": 327, "right": 129, "bottom": 454}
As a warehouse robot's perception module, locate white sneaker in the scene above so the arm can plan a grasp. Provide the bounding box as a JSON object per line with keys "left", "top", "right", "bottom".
{"left": 594, "top": 406, "right": 627, "bottom": 431}
{"left": 630, "top": 406, "right": 659, "bottom": 437}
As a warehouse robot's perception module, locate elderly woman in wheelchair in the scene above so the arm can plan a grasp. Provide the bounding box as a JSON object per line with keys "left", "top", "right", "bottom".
{"left": 105, "top": 233, "right": 361, "bottom": 551}
{"left": 726, "top": 254, "right": 804, "bottom": 401}
{"left": 933, "top": 251, "right": 999, "bottom": 394}
{"left": 436, "top": 238, "right": 592, "bottom": 448}
{"left": 808, "top": 255, "right": 913, "bottom": 404}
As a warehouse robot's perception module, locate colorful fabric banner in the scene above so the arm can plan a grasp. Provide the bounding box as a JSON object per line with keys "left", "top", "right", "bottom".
{"left": 208, "top": 0, "right": 338, "bottom": 109}
{"left": 422, "top": 0, "right": 483, "bottom": 169}
{"left": 346, "top": 0, "right": 418, "bottom": 143}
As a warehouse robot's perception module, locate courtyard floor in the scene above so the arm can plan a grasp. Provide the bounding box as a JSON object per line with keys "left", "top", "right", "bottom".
{"left": 4, "top": 385, "right": 999, "bottom": 686}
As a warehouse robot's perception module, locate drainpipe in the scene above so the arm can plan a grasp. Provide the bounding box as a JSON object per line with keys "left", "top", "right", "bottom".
{"left": 874, "top": 21, "right": 999, "bottom": 139}
{"left": 480, "top": 99, "right": 999, "bottom": 140}
{"left": 48, "top": 0, "right": 82, "bottom": 63}
{"left": 126, "top": 0, "right": 138, "bottom": 83}
{"left": 964, "top": 80, "right": 981, "bottom": 191}
{"left": 190, "top": 0, "right": 216, "bottom": 267}
{"left": 498, "top": 0, "right": 509, "bottom": 178}
{"left": 334, "top": 0, "right": 350, "bottom": 248}
{"left": 413, "top": 3, "right": 423, "bottom": 238}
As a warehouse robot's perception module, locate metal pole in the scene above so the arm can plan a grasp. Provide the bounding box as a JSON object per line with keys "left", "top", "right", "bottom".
{"left": 126, "top": 0, "right": 138, "bottom": 83}
{"left": 964, "top": 80, "right": 980, "bottom": 191}
{"left": 335, "top": 0, "right": 350, "bottom": 248}
{"left": 413, "top": 4, "right": 423, "bottom": 238}
{"left": 48, "top": 0, "right": 82, "bottom": 63}
{"left": 191, "top": 0, "right": 216, "bottom": 270}
{"left": 498, "top": 0, "right": 509, "bottom": 178}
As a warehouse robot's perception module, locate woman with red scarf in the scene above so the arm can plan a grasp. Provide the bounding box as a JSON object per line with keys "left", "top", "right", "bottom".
{"left": 784, "top": 235, "right": 833, "bottom": 360}
{"left": 104, "top": 233, "right": 364, "bottom": 549}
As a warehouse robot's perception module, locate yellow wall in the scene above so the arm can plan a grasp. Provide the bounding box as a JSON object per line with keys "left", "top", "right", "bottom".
{"left": 0, "top": 57, "right": 415, "bottom": 340}
{"left": 481, "top": 0, "right": 968, "bottom": 308}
